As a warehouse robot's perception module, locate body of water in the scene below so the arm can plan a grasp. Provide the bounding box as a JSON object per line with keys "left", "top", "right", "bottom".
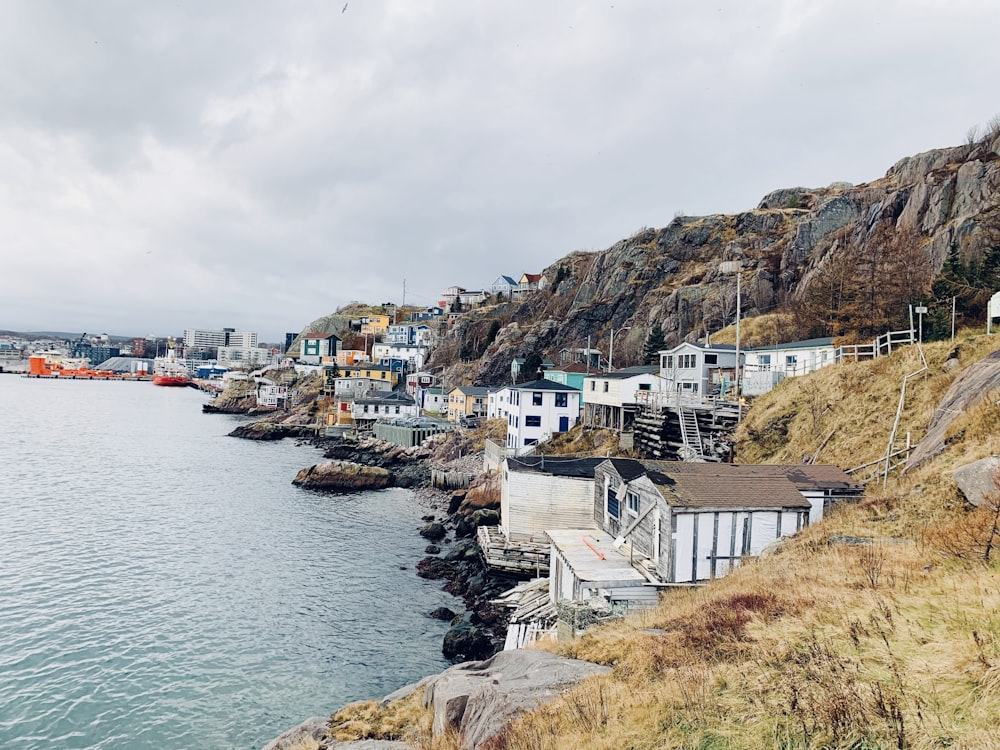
{"left": 0, "top": 376, "right": 457, "bottom": 749}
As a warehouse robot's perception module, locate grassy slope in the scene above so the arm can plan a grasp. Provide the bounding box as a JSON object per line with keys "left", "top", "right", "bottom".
{"left": 332, "top": 332, "right": 1000, "bottom": 750}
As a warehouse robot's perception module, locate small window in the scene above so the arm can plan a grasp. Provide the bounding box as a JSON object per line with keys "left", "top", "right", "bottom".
{"left": 555, "top": 393, "right": 568, "bottom": 407}
{"left": 603, "top": 382, "right": 609, "bottom": 392}
{"left": 638, "top": 383, "right": 651, "bottom": 391}
{"left": 665, "top": 355, "right": 673, "bottom": 369}
{"left": 705, "top": 354, "right": 717, "bottom": 365}
{"left": 532, "top": 392, "right": 543, "bottom": 406}
{"left": 627, "top": 491, "right": 640, "bottom": 516}
{"left": 590, "top": 381, "right": 596, "bottom": 390}
{"left": 525, "top": 415, "right": 541, "bottom": 427}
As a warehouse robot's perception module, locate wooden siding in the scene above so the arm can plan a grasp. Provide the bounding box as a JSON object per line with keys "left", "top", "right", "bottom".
{"left": 671, "top": 509, "right": 809, "bottom": 583}
{"left": 503, "top": 469, "right": 595, "bottom": 542}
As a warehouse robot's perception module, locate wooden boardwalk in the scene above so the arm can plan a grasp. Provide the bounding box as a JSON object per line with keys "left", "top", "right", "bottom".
{"left": 477, "top": 525, "right": 550, "bottom": 577}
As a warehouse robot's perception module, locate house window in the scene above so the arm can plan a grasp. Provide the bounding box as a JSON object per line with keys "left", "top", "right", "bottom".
{"left": 664, "top": 355, "right": 673, "bottom": 369}
{"left": 785, "top": 355, "right": 798, "bottom": 371}
{"left": 525, "top": 415, "right": 541, "bottom": 427}
{"left": 532, "top": 392, "right": 543, "bottom": 406}
{"left": 606, "top": 486, "right": 620, "bottom": 520}
{"left": 555, "top": 393, "right": 568, "bottom": 407}
{"left": 760, "top": 354, "right": 771, "bottom": 370}
{"left": 590, "top": 381, "right": 596, "bottom": 390}
{"left": 705, "top": 354, "right": 717, "bottom": 365}
{"left": 363, "top": 405, "right": 369, "bottom": 413}
{"left": 680, "top": 354, "right": 697, "bottom": 368}
{"left": 638, "top": 383, "right": 651, "bottom": 391}
{"left": 603, "top": 382, "right": 609, "bottom": 392}
{"left": 626, "top": 491, "right": 640, "bottom": 516}
{"left": 524, "top": 438, "right": 538, "bottom": 447}
{"left": 395, "top": 406, "right": 400, "bottom": 414}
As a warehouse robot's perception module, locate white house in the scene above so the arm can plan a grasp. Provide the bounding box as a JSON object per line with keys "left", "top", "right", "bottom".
{"left": 582, "top": 365, "right": 663, "bottom": 431}
{"left": 386, "top": 324, "right": 435, "bottom": 347}
{"left": 500, "top": 457, "right": 604, "bottom": 542}
{"left": 351, "top": 392, "right": 419, "bottom": 423}
{"left": 491, "top": 275, "right": 519, "bottom": 298}
{"left": 658, "top": 342, "right": 738, "bottom": 397}
{"left": 504, "top": 379, "right": 582, "bottom": 454}
{"left": 333, "top": 376, "right": 393, "bottom": 399}
{"left": 742, "top": 337, "right": 837, "bottom": 395}
{"left": 417, "top": 385, "right": 447, "bottom": 414}
{"left": 371, "top": 342, "right": 429, "bottom": 371}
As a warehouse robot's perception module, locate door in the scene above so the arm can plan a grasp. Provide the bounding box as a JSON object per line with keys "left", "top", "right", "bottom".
{"left": 559, "top": 416, "right": 569, "bottom": 432}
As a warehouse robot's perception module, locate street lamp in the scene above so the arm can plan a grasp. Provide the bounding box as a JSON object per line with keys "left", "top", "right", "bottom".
{"left": 608, "top": 325, "right": 631, "bottom": 372}
{"left": 719, "top": 260, "right": 742, "bottom": 420}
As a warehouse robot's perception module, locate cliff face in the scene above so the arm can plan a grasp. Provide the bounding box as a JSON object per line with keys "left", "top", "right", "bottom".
{"left": 429, "top": 133, "right": 1000, "bottom": 386}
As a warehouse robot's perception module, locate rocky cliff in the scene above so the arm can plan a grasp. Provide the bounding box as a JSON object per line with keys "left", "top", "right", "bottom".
{"left": 430, "top": 132, "right": 1000, "bottom": 386}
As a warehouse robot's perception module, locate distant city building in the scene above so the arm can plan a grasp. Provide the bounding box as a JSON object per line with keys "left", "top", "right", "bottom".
{"left": 183, "top": 327, "right": 258, "bottom": 352}
{"left": 217, "top": 346, "right": 274, "bottom": 369}
{"left": 285, "top": 332, "right": 298, "bottom": 353}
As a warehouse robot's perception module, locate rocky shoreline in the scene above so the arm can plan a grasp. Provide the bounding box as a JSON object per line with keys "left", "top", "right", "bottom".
{"left": 216, "top": 403, "right": 517, "bottom": 663}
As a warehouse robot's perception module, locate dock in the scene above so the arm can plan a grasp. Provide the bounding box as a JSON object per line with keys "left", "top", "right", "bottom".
{"left": 477, "top": 525, "right": 550, "bottom": 577}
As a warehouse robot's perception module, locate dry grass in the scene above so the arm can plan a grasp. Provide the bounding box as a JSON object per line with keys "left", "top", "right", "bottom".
{"left": 324, "top": 333, "right": 1000, "bottom": 750}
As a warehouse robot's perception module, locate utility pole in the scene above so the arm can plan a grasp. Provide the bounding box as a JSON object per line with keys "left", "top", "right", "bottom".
{"left": 719, "top": 260, "right": 742, "bottom": 420}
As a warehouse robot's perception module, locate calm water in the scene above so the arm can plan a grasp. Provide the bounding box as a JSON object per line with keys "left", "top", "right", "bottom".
{"left": 0, "top": 376, "right": 457, "bottom": 749}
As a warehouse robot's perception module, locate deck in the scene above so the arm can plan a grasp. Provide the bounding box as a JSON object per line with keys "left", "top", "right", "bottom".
{"left": 476, "top": 525, "right": 550, "bottom": 577}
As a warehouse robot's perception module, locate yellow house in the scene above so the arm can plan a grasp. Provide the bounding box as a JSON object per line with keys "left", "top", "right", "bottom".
{"left": 447, "top": 386, "right": 491, "bottom": 422}
{"left": 341, "top": 363, "right": 399, "bottom": 387}
{"left": 360, "top": 315, "right": 391, "bottom": 336}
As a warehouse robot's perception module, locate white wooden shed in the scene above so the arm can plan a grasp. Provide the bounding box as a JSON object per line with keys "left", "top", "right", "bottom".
{"left": 500, "top": 457, "right": 603, "bottom": 542}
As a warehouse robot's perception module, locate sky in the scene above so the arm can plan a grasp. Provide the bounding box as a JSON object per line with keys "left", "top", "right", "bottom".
{"left": 1, "top": 1, "right": 997, "bottom": 342}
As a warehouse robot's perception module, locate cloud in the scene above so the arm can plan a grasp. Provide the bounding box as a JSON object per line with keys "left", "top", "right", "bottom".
{"left": 0, "top": 0, "right": 997, "bottom": 340}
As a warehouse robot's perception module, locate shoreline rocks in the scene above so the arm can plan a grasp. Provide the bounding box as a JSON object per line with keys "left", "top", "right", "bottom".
{"left": 292, "top": 461, "right": 392, "bottom": 492}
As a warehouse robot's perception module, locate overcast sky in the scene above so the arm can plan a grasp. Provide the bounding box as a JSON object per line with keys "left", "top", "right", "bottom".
{"left": 1, "top": 1, "right": 996, "bottom": 341}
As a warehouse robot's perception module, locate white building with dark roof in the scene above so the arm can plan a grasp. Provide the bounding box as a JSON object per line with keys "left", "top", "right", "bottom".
{"left": 504, "top": 379, "right": 581, "bottom": 454}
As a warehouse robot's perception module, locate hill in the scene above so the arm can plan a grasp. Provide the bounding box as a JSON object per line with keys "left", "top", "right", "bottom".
{"left": 317, "top": 333, "right": 1000, "bottom": 750}
{"left": 426, "top": 129, "right": 1000, "bottom": 386}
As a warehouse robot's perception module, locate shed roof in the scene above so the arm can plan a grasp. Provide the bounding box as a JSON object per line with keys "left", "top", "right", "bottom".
{"left": 511, "top": 378, "right": 581, "bottom": 392}
{"left": 507, "top": 457, "right": 604, "bottom": 479}
{"left": 589, "top": 365, "right": 660, "bottom": 380}
{"left": 547, "top": 529, "right": 649, "bottom": 585}
{"left": 744, "top": 337, "right": 835, "bottom": 352}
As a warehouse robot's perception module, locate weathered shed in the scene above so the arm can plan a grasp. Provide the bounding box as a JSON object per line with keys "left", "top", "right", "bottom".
{"left": 594, "top": 459, "right": 814, "bottom": 584}
{"left": 501, "top": 456, "right": 604, "bottom": 542}
{"left": 546, "top": 529, "right": 658, "bottom": 613}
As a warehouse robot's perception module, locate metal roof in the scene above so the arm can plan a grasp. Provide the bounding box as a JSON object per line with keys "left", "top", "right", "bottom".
{"left": 510, "top": 378, "right": 582, "bottom": 392}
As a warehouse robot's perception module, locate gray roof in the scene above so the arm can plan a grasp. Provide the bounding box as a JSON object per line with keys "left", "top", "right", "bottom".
{"left": 589, "top": 365, "right": 659, "bottom": 380}
{"left": 453, "top": 385, "right": 491, "bottom": 396}
{"left": 744, "top": 337, "right": 835, "bottom": 352}
{"left": 511, "top": 378, "right": 581, "bottom": 392}
{"left": 356, "top": 391, "right": 416, "bottom": 406}
{"left": 507, "top": 457, "right": 605, "bottom": 479}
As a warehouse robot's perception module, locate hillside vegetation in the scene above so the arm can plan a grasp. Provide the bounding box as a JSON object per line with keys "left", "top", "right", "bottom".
{"left": 323, "top": 333, "right": 1000, "bottom": 750}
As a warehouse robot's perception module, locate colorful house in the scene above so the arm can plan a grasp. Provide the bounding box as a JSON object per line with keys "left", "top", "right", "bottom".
{"left": 299, "top": 333, "right": 341, "bottom": 365}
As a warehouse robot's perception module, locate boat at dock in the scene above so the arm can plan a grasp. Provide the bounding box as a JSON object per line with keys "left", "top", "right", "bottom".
{"left": 152, "top": 350, "right": 192, "bottom": 387}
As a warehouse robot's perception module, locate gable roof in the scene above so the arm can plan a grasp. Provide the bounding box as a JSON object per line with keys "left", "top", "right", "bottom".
{"left": 301, "top": 332, "right": 340, "bottom": 340}
{"left": 598, "top": 457, "right": 649, "bottom": 483}
{"left": 452, "top": 385, "right": 491, "bottom": 397}
{"left": 546, "top": 362, "right": 593, "bottom": 374}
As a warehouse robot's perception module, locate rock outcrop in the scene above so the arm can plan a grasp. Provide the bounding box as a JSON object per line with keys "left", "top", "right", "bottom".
{"left": 292, "top": 461, "right": 392, "bottom": 492}
{"left": 905, "top": 348, "right": 1000, "bottom": 470}
{"left": 381, "top": 650, "right": 612, "bottom": 749}
{"left": 429, "top": 135, "right": 1000, "bottom": 387}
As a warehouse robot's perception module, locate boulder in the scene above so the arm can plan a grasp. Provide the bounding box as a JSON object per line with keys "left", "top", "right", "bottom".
{"left": 442, "top": 616, "right": 494, "bottom": 662}
{"left": 260, "top": 716, "right": 327, "bottom": 750}
{"left": 952, "top": 456, "right": 1000, "bottom": 508}
{"left": 384, "top": 650, "right": 611, "bottom": 750}
{"left": 292, "top": 461, "right": 391, "bottom": 492}
{"left": 428, "top": 606, "right": 457, "bottom": 621}
{"left": 419, "top": 522, "right": 447, "bottom": 541}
